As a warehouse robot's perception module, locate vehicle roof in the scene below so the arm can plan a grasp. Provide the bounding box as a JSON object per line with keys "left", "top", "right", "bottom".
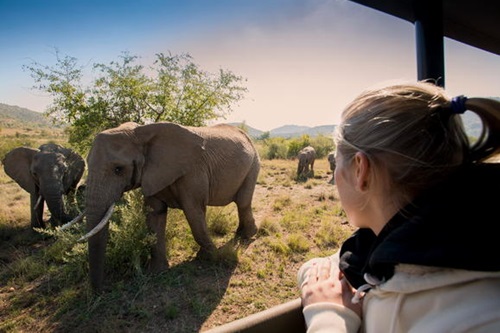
{"left": 350, "top": 0, "right": 500, "bottom": 56}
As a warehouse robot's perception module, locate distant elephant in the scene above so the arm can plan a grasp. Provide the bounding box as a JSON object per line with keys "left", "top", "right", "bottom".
{"left": 327, "top": 151, "right": 336, "bottom": 184}
{"left": 2, "top": 143, "right": 85, "bottom": 228}
{"left": 297, "top": 146, "right": 316, "bottom": 178}
{"left": 81, "top": 121, "right": 261, "bottom": 291}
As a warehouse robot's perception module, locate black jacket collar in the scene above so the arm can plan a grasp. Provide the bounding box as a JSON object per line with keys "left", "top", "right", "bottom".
{"left": 340, "top": 163, "right": 500, "bottom": 289}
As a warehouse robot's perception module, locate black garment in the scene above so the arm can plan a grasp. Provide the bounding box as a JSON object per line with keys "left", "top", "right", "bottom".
{"left": 339, "top": 163, "right": 500, "bottom": 289}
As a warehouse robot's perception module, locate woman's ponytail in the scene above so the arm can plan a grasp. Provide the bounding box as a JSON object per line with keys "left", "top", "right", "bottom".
{"left": 465, "top": 98, "right": 500, "bottom": 162}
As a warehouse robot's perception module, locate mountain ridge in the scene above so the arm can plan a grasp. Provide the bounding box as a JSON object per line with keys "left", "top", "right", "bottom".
{"left": 0, "top": 102, "right": 486, "bottom": 139}
{"left": 227, "top": 123, "right": 336, "bottom": 139}
{"left": 0, "top": 103, "right": 337, "bottom": 138}
{"left": 0, "top": 103, "right": 61, "bottom": 129}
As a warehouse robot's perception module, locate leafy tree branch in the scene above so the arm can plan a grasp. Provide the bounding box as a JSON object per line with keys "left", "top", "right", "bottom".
{"left": 24, "top": 49, "right": 248, "bottom": 155}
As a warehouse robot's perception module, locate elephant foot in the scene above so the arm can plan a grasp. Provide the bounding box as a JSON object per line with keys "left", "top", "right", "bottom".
{"left": 236, "top": 223, "right": 258, "bottom": 239}
{"left": 31, "top": 221, "right": 46, "bottom": 229}
{"left": 148, "top": 258, "right": 169, "bottom": 273}
{"left": 196, "top": 247, "right": 218, "bottom": 261}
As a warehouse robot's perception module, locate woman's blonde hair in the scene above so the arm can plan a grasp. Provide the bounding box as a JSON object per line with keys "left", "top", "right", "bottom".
{"left": 335, "top": 80, "right": 500, "bottom": 207}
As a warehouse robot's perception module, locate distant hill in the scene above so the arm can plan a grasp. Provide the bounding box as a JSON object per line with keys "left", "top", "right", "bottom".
{"left": 0, "top": 100, "right": 494, "bottom": 140}
{"left": 228, "top": 123, "right": 336, "bottom": 139}
{"left": 0, "top": 103, "right": 60, "bottom": 129}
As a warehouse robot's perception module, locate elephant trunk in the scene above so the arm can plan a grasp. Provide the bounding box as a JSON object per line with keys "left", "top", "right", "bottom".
{"left": 43, "top": 189, "right": 69, "bottom": 226}
{"left": 84, "top": 175, "right": 121, "bottom": 292}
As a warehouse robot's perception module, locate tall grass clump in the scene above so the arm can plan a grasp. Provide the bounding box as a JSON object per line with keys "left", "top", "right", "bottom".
{"left": 165, "top": 208, "right": 199, "bottom": 260}
{"left": 106, "top": 189, "right": 156, "bottom": 280}
{"left": 257, "top": 218, "right": 281, "bottom": 237}
{"left": 207, "top": 206, "right": 238, "bottom": 236}
{"left": 287, "top": 233, "right": 310, "bottom": 253}
{"left": 315, "top": 220, "right": 351, "bottom": 249}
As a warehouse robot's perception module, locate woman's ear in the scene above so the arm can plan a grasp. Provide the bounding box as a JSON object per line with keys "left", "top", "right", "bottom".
{"left": 353, "top": 152, "right": 371, "bottom": 192}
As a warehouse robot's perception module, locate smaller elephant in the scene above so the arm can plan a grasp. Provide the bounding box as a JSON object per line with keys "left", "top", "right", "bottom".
{"left": 2, "top": 143, "right": 85, "bottom": 229}
{"left": 297, "top": 146, "right": 316, "bottom": 178}
{"left": 327, "top": 151, "right": 336, "bottom": 184}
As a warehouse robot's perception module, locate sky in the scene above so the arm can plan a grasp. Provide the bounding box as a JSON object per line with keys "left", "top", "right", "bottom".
{"left": 1, "top": 0, "right": 499, "bottom": 131}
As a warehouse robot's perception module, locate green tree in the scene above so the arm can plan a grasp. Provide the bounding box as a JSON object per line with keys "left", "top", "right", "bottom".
{"left": 24, "top": 50, "right": 248, "bottom": 154}
{"left": 262, "top": 137, "right": 288, "bottom": 159}
{"left": 258, "top": 131, "right": 270, "bottom": 140}
{"left": 287, "top": 134, "right": 311, "bottom": 159}
{"left": 310, "top": 134, "right": 335, "bottom": 158}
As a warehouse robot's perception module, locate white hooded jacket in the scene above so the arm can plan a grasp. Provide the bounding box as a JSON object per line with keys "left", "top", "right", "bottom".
{"left": 298, "top": 253, "right": 500, "bottom": 333}
{"left": 298, "top": 163, "right": 500, "bottom": 333}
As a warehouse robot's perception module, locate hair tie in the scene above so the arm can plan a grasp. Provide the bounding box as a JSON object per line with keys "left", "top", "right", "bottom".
{"left": 450, "top": 95, "right": 468, "bottom": 114}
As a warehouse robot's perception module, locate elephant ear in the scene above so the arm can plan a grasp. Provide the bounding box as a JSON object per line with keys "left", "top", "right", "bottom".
{"left": 62, "top": 149, "right": 86, "bottom": 192}
{"left": 2, "top": 147, "right": 39, "bottom": 194}
{"left": 135, "top": 122, "right": 206, "bottom": 197}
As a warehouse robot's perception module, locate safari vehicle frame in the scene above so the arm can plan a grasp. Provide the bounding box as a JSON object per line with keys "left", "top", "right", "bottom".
{"left": 204, "top": 0, "right": 500, "bottom": 331}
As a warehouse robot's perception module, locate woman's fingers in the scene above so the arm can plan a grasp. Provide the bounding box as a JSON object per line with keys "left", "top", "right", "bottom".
{"left": 300, "top": 258, "right": 363, "bottom": 318}
{"left": 307, "top": 264, "right": 318, "bottom": 284}
{"left": 318, "top": 260, "right": 331, "bottom": 280}
{"left": 306, "top": 259, "right": 332, "bottom": 283}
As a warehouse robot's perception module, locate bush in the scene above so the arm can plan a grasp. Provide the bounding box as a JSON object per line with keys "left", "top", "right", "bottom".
{"left": 0, "top": 137, "right": 36, "bottom": 160}
{"left": 254, "top": 134, "right": 334, "bottom": 161}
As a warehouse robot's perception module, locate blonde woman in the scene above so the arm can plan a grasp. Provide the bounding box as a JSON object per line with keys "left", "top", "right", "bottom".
{"left": 298, "top": 81, "right": 500, "bottom": 332}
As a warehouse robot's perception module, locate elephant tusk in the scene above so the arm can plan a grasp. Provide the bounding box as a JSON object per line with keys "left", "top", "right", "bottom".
{"left": 59, "top": 210, "right": 85, "bottom": 230}
{"left": 34, "top": 195, "right": 42, "bottom": 210}
{"left": 78, "top": 203, "right": 115, "bottom": 242}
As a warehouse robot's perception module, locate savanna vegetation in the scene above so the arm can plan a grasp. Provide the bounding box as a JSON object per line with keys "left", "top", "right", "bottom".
{"left": 1, "top": 50, "right": 349, "bottom": 332}
{"left": 0, "top": 123, "right": 351, "bottom": 332}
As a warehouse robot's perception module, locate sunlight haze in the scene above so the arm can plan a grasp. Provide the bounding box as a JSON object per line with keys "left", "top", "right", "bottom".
{"left": 1, "top": 0, "right": 499, "bottom": 131}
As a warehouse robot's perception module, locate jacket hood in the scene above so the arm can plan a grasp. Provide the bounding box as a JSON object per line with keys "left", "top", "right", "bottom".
{"left": 340, "top": 163, "right": 500, "bottom": 289}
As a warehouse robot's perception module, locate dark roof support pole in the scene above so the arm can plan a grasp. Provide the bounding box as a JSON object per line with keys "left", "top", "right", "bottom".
{"left": 414, "top": 0, "right": 445, "bottom": 87}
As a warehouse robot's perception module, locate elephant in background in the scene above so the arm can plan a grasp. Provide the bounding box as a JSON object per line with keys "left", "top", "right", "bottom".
{"left": 297, "top": 146, "right": 316, "bottom": 178}
{"left": 2, "top": 143, "right": 85, "bottom": 229}
{"left": 82, "top": 121, "right": 261, "bottom": 291}
{"left": 327, "top": 151, "right": 336, "bottom": 184}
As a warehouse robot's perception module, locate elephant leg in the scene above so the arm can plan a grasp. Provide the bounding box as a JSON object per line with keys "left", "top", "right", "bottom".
{"left": 30, "top": 192, "right": 45, "bottom": 229}
{"left": 235, "top": 203, "right": 257, "bottom": 239}
{"left": 234, "top": 176, "right": 258, "bottom": 239}
{"left": 144, "top": 196, "right": 169, "bottom": 272}
{"left": 181, "top": 203, "right": 217, "bottom": 258}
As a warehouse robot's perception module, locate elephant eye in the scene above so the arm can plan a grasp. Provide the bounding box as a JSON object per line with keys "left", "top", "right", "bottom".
{"left": 114, "top": 166, "right": 124, "bottom": 175}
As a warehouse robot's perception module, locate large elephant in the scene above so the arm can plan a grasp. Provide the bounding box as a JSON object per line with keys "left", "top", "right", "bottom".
{"left": 297, "top": 146, "right": 316, "bottom": 178}
{"left": 82, "top": 121, "right": 261, "bottom": 291}
{"left": 2, "top": 143, "right": 85, "bottom": 228}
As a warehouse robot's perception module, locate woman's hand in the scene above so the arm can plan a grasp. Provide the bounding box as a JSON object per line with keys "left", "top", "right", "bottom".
{"left": 300, "top": 259, "right": 363, "bottom": 318}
